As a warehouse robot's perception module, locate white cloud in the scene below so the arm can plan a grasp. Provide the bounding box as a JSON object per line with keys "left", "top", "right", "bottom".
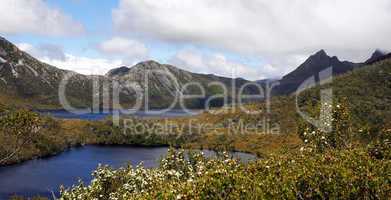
{"left": 0, "top": 0, "right": 84, "bottom": 36}
{"left": 17, "top": 43, "right": 122, "bottom": 75}
{"left": 113, "top": 0, "right": 391, "bottom": 62}
{"left": 170, "top": 49, "right": 269, "bottom": 80}
{"left": 17, "top": 42, "right": 66, "bottom": 61}
{"left": 97, "top": 37, "right": 149, "bottom": 64}
{"left": 41, "top": 54, "right": 123, "bottom": 75}
{"left": 16, "top": 43, "right": 35, "bottom": 53}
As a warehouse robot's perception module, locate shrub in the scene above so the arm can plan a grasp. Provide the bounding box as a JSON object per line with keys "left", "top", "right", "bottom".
{"left": 59, "top": 148, "right": 390, "bottom": 200}
{"left": 0, "top": 110, "right": 42, "bottom": 164}
{"left": 298, "top": 99, "right": 353, "bottom": 152}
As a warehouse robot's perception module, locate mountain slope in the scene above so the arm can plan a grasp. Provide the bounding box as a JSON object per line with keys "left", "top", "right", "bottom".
{"left": 365, "top": 49, "right": 386, "bottom": 64}
{"left": 0, "top": 37, "right": 97, "bottom": 108}
{"left": 273, "top": 50, "right": 360, "bottom": 95}
{"left": 298, "top": 56, "right": 391, "bottom": 132}
{"left": 0, "top": 37, "right": 259, "bottom": 109}
{"left": 365, "top": 50, "right": 391, "bottom": 65}
{"left": 107, "top": 60, "right": 259, "bottom": 108}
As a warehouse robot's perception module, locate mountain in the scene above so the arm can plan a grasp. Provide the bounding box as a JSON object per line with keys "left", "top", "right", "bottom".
{"left": 256, "top": 79, "right": 279, "bottom": 85}
{"left": 365, "top": 50, "right": 391, "bottom": 65}
{"left": 299, "top": 56, "right": 391, "bottom": 131}
{"left": 107, "top": 60, "right": 259, "bottom": 108}
{"left": 2, "top": 35, "right": 387, "bottom": 109}
{"left": 273, "top": 50, "right": 360, "bottom": 95}
{"left": 0, "top": 37, "right": 139, "bottom": 109}
{"left": 0, "top": 36, "right": 259, "bottom": 109}
{"left": 0, "top": 36, "right": 95, "bottom": 108}
{"left": 365, "top": 50, "right": 386, "bottom": 64}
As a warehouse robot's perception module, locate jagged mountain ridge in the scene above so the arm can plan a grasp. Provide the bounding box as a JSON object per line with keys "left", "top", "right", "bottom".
{"left": 273, "top": 50, "right": 361, "bottom": 95}
{"left": 1, "top": 36, "right": 389, "bottom": 109}
{"left": 0, "top": 37, "right": 258, "bottom": 109}
{"left": 365, "top": 50, "right": 391, "bottom": 65}
{"left": 365, "top": 49, "right": 386, "bottom": 64}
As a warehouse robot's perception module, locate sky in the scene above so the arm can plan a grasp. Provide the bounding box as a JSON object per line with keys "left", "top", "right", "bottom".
{"left": 1, "top": 0, "right": 390, "bottom": 80}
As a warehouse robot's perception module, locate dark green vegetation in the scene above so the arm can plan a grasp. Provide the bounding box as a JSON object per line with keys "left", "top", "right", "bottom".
{"left": 0, "top": 108, "right": 95, "bottom": 166}
{"left": 0, "top": 107, "right": 192, "bottom": 166}
{"left": 298, "top": 57, "right": 391, "bottom": 140}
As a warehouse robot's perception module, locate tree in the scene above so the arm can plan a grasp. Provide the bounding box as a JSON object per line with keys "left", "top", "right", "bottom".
{"left": 0, "top": 110, "right": 42, "bottom": 164}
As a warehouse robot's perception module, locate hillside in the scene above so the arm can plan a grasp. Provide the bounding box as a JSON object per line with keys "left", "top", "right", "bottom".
{"left": 273, "top": 50, "right": 361, "bottom": 95}
{"left": 55, "top": 57, "right": 391, "bottom": 200}
{"left": 107, "top": 60, "right": 259, "bottom": 108}
{"left": 0, "top": 37, "right": 102, "bottom": 108}
{"left": 188, "top": 55, "right": 391, "bottom": 152}
{"left": 298, "top": 56, "right": 391, "bottom": 135}
{"left": 0, "top": 37, "right": 259, "bottom": 110}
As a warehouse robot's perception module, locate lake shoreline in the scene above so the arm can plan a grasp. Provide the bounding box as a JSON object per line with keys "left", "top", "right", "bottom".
{"left": 0, "top": 109, "right": 202, "bottom": 167}
{"left": 0, "top": 143, "right": 173, "bottom": 168}
{"left": 0, "top": 141, "right": 258, "bottom": 168}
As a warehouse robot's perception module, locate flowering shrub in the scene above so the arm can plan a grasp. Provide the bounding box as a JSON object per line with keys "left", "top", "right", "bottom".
{"left": 59, "top": 148, "right": 390, "bottom": 200}
{"left": 298, "top": 99, "right": 353, "bottom": 152}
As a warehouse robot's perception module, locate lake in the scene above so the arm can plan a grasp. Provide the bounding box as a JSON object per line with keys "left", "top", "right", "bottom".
{"left": 0, "top": 146, "right": 255, "bottom": 199}
{"left": 37, "top": 109, "right": 201, "bottom": 121}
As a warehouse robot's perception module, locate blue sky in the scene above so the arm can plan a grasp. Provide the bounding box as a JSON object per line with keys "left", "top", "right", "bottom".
{"left": 1, "top": 0, "right": 389, "bottom": 79}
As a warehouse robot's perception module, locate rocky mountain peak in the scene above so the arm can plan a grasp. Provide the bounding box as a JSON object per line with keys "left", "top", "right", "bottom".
{"left": 132, "top": 60, "right": 165, "bottom": 70}
{"left": 314, "top": 49, "right": 328, "bottom": 57}
{"left": 365, "top": 49, "right": 387, "bottom": 64}
{"left": 274, "top": 50, "right": 357, "bottom": 95}
{"left": 106, "top": 60, "right": 167, "bottom": 77}
{"left": 105, "top": 66, "right": 130, "bottom": 77}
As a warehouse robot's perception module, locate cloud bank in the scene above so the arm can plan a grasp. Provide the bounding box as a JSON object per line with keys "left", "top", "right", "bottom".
{"left": 97, "top": 37, "right": 149, "bottom": 64}
{"left": 170, "top": 49, "right": 269, "bottom": 80}
{"left": 113, "top": 0, "right": 391, "bottom": 61}
{"left": 0, "top": 0, "right": 84, "bottom": 36}
{"left": 17, "top": 43, "right": 122, "bottom": 75}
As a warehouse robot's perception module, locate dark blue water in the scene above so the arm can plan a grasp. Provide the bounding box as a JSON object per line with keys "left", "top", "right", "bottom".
{"left": 38, "top": 110, "right": 201, "bottom": 121}
{"left": 0, "top": 146, "right": 255, "bottom": 199}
